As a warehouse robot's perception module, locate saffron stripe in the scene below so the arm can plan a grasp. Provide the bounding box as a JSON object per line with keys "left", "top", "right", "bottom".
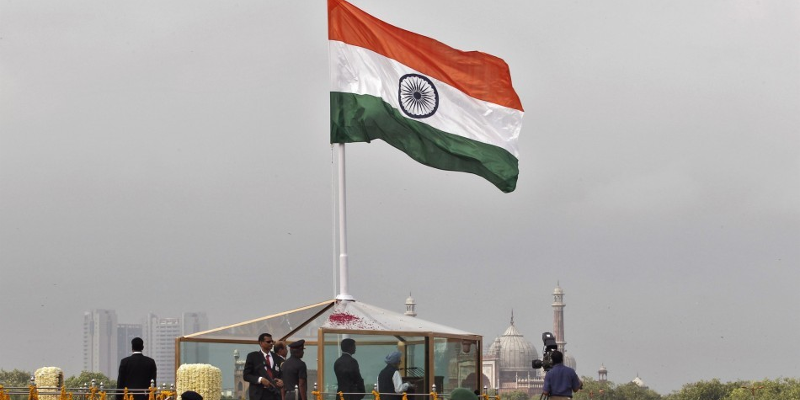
{"left": 328, "top": 0, "right": 523, "bottom": 112}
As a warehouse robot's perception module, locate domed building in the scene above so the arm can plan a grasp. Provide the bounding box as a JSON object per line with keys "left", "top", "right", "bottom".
{"left": 482, "top": 313, "right": 542, "bottom": 394}
{"left": 482, "top": 284, "right": 578, "bottom": 396}
{"left": 632, "top": 374, "right": 648, "bottom": 389}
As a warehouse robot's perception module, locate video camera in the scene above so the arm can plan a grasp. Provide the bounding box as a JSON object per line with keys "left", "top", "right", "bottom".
{"left": 531, "top": 332, "right": 558, "bottom": 372}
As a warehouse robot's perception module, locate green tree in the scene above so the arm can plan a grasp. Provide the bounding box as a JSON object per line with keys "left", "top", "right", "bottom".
{"left": 0, "top": 370, "right": 34, "bottom": 400}
{"left": 64, "top": 371, "right": 116, "bottom": 389}
{"left": 663, "top": 378, "right": 743, "bottom": 400}
{"left": 612, "top": 382, "right": 661, "bottom": 400}
{"left": 0, "top": 369, "right": 33, "bottom": 388}
{"left": 575, "top": 377, "right": 612, "bottom": 400}
{"left": 728, "top": 378, "right": 800, "bottom": 400}
{"left": 503, "top": 391, "right": 530, "bottom": 400}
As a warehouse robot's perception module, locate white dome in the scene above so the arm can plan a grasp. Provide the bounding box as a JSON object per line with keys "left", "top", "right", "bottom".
{"left": 493, "top": 323, "right": 539, "bottom": 371}
{"left": 488, "top": 337, "right": 502, "bottom": 356}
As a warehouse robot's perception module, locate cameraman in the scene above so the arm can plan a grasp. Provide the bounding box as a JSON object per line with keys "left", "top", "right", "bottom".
{"left": 542, "top": 351, "right": 582, "bottom": 400}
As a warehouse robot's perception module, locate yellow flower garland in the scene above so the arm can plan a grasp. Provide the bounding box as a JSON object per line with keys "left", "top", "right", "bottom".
{"left": 34, "top": 367, "right": 62, "bottom": 400}
{"left": 176, "top": 364, "right": 221, "bottom": 400}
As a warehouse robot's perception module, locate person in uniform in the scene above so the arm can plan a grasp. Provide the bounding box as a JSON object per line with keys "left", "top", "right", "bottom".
{"left": 280, "top": 340, "right": 308, "bottom": 400}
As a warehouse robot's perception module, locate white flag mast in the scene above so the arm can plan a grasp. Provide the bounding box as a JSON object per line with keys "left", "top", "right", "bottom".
{"left": 334, "top": 143, "right": 355, "bottom": 301}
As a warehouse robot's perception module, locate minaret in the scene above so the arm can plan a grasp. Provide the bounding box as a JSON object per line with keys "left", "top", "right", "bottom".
{"left": 552, "top": 282, "right": 566, "bottom": 351}
{"left": 405, "top": 293, "right": 417, "bottom": 317}
{"left": 234, "top": 349, "right": 246, "bottom": 400}
{"left": 598, "top": 364, "right": 607, "bottom": 383}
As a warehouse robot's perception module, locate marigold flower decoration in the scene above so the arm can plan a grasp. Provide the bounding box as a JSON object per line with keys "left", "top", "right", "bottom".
{"left": 28, "top": 384, "right": 39, "bottom": 400}
{"left": 0, "top": 384, "right": 11, "bottom": 400}
{"left": 156, "top": 389, "right": 175, "bottom": 400}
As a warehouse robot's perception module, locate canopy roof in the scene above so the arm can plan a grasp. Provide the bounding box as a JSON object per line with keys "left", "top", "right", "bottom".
{"left": 182, "top": 299, "right": 478, "bottom": 342}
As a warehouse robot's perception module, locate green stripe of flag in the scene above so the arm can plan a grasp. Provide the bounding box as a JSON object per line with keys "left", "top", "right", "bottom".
{"left": 330, "top": 91, "right": 519, "bottom": 193}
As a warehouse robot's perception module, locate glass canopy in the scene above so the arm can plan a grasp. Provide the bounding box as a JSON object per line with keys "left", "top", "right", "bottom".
{"left": 177, "top": 300, "right": 483, "bottom": 399}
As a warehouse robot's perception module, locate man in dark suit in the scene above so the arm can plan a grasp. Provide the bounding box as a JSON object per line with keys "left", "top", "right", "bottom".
{"left": 117, "top": 337, "right": 157, "bottom": 400}
{"left": 243, "top": 333, "right": 284, "bottom": 400}
{"left": 333, "top": 339, "right": 365, "bottom": 400}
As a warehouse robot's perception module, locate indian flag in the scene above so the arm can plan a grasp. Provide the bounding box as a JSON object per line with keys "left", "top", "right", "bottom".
{"left": 328, "top": 0, "right": 524, "bottom": 193}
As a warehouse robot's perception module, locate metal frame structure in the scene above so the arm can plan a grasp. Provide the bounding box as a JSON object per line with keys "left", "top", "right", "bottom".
{"left": 176, "top": 300, "right": 483, "bottom": 398}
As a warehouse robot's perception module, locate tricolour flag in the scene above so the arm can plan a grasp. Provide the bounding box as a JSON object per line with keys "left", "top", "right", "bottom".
{"left": 328, "top": 0, "right": 524, "bottom": 193}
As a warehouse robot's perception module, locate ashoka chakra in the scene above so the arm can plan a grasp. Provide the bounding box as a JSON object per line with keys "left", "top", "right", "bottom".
{"left": 398, "top": 74, "right": 439, "bottom": 119}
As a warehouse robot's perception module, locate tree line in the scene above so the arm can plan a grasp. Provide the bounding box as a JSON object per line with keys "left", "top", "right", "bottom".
{"left": 4, "top": 369, "right": 799, "bottom": 400}
{"left": 495, "top": 376, "right": 800, "bottom": 400}
{"left": 0, "top": 369, "right": 116, "bottom": 389}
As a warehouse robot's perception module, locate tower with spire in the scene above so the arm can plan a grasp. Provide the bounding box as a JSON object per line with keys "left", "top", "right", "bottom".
{"left": 552, "top": 282, "right": 566, "bottom": 351}
{"left": 404, "top": 293, "right": 417, "bottom": 317}
{"left": 598, "top": 364, "right": 607, "bottom": 383}
{"left": 551, "top": 282, "right": 576, "bottom": 369}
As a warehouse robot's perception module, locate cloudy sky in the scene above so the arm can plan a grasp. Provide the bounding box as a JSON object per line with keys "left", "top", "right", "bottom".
{"left": 1, "top": 0, "right": 798, "bottom": 394}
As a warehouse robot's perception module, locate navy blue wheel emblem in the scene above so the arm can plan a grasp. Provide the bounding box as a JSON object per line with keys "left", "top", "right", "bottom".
{"left": 398, "top": 73, "right": 439, "bottom": 119}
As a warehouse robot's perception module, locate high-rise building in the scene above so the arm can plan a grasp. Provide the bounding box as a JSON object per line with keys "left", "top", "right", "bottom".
{"left": 83, "top": 310, "right": 208, "bottom": 386}
{"left": 143, "top": 313, "right": 181, "bottom": 385}
{"left": 181, "top": 312, "right": 208, "bottom": 336}
{"left": 180, "top": 312, "right": 210, "bottom": 366}
{"left": 117, "top": 323, "right": 144, "bottom": 370}
{"left": 83, "top": 309, "right": 118, "bottom": 378}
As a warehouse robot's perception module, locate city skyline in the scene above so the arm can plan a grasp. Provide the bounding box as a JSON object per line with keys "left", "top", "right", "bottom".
{"left": 82, "top": 310, "right": 208, "bottom": 384}
{"left": 2, "top": 0, "right": 797, "bottom": 394}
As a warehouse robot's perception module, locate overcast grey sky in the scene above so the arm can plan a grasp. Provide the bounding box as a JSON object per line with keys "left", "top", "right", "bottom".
{"left": 1, "top": 0, "right": 798, "bottom": 394}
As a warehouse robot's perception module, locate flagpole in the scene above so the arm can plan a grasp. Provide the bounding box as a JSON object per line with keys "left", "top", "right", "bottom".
{"left": 335, "top": 143, "right": 355, "bottom": 301}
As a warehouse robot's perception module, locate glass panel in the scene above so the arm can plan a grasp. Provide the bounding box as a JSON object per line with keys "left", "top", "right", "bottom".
{"left": 178, "top": 341, "right": 318, "bottom": 400}
{"left": 321, "top": 333, "right": 427, "bottom": 399}
{"left": 185, "top": 301, "right": 333, "bottom": 341}
{"left": 433, "top": 338, "right": 480, "bottom": 394}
